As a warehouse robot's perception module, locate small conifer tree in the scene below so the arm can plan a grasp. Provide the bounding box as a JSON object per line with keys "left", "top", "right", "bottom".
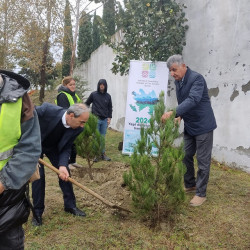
{"left": 75, "top": 114, "right": 104, "bottom": 180}
{"left": 123, "top": 92, "right": 186, "bottom": 225}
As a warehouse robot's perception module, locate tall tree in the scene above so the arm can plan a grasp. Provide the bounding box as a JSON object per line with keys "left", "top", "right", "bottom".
{"left": 70, "top": 0, "right": 104, "bottom": 74}
{"left": 0, "top": 0, "right": 28, "bottom": 69}
{"left": 116, "top": 1, "right": 125, "bottom": 31}
{"left": 15, "top": 0, "right": 64, "bottom": 102}
{"left": 92, "top": 11, "right": 101, "bottom": 51}
{"left": 0, "top": 0, "right": 67, "bottom": 102}
{"left": 77, "top": 12, "right": 93, "bottom": 63}
{"left": 110, "top": 0, "right": 188, "bottom": 75}
{"left": 102, "top": 0, "right": 116, "bottom": 36}
{"left": 39, "top": 0, "right": 53, "bottom": 102}
{"left": 70, "top": 0, "right": 80, "bottom": 75}
{"left": 62, "top": 0, "right": 73, "bottom": 77}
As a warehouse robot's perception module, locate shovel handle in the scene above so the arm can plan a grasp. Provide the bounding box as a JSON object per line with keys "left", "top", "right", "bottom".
{"left": 38, "top": 158, "right": 131, "bottom": 213}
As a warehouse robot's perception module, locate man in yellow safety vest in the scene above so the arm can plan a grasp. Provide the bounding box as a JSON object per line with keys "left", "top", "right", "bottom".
{"left": 0, "top": 70, "right": 41, "bottom": 249}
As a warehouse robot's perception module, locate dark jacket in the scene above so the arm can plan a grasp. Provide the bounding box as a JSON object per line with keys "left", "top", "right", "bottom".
{"left": 175, "top": 67, "right": 217, "bottom": 136}
{"left": 56, "top": 85, "right": 79, "bottom": 109}
{"left": 0, "top": 70, "right": 41, "bottom": 233}
{"left": 35, "top": 103, "right": 83, "bottom": 167}
{"left": 85, "top": 79, "right": 112, "bottom": 119}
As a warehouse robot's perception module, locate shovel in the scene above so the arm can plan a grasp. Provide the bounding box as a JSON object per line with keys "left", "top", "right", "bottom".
{"left": 39, "top": 158, "right": 131, "bottom": 213}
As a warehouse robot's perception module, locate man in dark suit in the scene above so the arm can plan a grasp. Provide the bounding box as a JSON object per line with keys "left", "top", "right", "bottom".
{"left": 32, "top": 102, "right": 89, "bottom": 226}
{"left": 161, "top": 54, "right": 217, "bottom": 207}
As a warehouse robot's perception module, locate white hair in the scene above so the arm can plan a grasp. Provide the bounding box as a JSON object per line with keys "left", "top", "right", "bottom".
{"left": 166, "top": 55, "right": 185, "bottom": 69}
{"left": 66, "top": 103, "right": 89, "bottom": 117}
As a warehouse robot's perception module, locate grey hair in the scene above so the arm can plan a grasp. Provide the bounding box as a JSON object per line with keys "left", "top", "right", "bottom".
{"left": 166, "top": 54, "right": 184, "bottom": 69}
{"left": 67, "top": 103, "right": 89, "bottom": 117}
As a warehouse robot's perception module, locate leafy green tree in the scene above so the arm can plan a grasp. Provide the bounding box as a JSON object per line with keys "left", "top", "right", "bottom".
{"left": 0, "top": 0, "right": 28, "bottom": 69}
{"left": 111, "top": 0, "right": 188, "bottom": 75}
{"left": 19, "top": 54, "right": 60, "bottom": 90}
{"left": 102, "top": 0, "right": 116, "bottom": 36}
{"left": 75, "top": 114, "right": 104, "bottom": 180}
{"left": 77, "top": 12, "right": 93, "bottom": 63}
{"left": 62, "top": 0, "right": 73, "bottom": 77}
{"left": 92, "top": 11, "right": 101, "bottom": 51}
{"left": 123, "top": 92, "right": 186, "bottom": 225}
{"left": 13, "top": 0, "right": 63, "bottom": 102}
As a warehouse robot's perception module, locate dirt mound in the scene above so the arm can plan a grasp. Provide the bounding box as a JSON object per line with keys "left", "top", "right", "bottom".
{"left": 70, "top": 162, "right": 132, "bottom": 214}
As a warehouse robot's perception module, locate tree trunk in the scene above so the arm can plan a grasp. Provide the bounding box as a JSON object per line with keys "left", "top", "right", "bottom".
{"left": 39, "top": 0, "right": 52, "bottom": 103}
{"left": 87, "top": 158, "right": 93, "bottom": 180}
{"left": 70, "top": 0, "right": 81, "bottom": 76}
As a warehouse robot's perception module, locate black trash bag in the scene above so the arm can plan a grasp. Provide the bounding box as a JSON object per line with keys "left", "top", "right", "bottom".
{"left": 0, "top": 185, "right": 30, "bottom": 234}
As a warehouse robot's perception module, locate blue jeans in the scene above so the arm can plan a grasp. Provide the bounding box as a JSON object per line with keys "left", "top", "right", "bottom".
{"left": 98, "top": 118, "right": 108, "bottom": 154}
{"left": 183, "top": 131, "right": 214, "bottom": 197}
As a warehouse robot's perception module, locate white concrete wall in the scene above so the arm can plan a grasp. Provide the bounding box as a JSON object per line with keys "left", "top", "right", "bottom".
{"left": 74, "top": 31, "right": 129, "bottom": 131}
{"left": 74, "top": 0, "right": 250, "bottom": 172}
{"left": 178, "top": 0, "right": 250, "bottom": 172}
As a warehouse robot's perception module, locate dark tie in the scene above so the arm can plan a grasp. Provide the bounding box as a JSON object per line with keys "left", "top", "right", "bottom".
{"left": 180, "top": 80, "right": 184, "bottom": 88}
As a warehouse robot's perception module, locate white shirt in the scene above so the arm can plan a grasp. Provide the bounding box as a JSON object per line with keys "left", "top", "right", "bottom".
{"left": 62, "top": 112, "right": 70, "bottom": 128}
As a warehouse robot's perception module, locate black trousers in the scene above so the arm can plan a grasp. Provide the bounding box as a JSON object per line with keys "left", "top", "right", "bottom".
{"left": 0, "top": 226, "right": 24, "bottom": 250}
{"left": 32, "top": 152, "right": 76, "bottom": 217}
{"left": 183, "top": 131, "right": 214, "bottom": 197}
{"left": 69, "top": 143, "right": 77, "bottom": 164}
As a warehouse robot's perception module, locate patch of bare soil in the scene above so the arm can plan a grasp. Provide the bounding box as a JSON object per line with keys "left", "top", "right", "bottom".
{"left": 69, "top": 161, "right": 132, "bottom": 214}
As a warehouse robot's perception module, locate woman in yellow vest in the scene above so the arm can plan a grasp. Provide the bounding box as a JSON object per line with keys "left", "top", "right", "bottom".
{"left": 55, "top": 76, "right": 81, "bottom": 165}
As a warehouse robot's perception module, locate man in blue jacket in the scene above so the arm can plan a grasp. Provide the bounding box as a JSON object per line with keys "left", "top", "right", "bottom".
{"left": 161, "top": 55, "right": 217, "bottom": 206}
{"left": 32, "top": 102, "right": 89, "bottom": 226}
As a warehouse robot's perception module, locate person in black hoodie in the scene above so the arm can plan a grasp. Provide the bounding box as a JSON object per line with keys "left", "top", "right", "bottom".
{"left": 55, "top": 76, "right": 81, "bottom": 165}
{"left": 0, "top": 70, "right": 41, "bottom": 249}
{"left": 85, "top": 79, "right": 113, "bottom": 161}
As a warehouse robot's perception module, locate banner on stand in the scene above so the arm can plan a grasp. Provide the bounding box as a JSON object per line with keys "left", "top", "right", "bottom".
{"left": 122, "top": 60, "right": 169, "bottom": 155}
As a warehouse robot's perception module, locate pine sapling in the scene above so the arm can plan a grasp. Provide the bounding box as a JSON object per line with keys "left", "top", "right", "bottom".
{"left": 75, "top": 114, "right": 104, "bottom": 180}
{"left": 123, "top": 92, "right": 186, "bottom": 225}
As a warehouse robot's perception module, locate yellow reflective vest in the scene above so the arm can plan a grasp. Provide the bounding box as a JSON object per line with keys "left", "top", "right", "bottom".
{"left": 0, "top": 98, "right": 22, "bottom": 170}
{"left": 55, "top": 91, "right": 81, "bottom": 106}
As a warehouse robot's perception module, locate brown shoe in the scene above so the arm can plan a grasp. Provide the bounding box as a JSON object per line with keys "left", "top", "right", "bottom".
{"left": 68, "top": 164, "right": 76, "bottom": 170}
{"left": 184, "top": 186, "right": 196, "bottom": 193}
{"left": 190, "top": 195, "right": 206, "bottom": 207}
{"left": 71, "top": 162, "right": 82, "bottom": 168}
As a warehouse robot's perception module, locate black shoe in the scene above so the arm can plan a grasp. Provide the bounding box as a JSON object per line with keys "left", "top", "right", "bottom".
{"left": 64, "top": 207, "right": 86, "bottom": 217}
{"left": 32, "top": 216, "right": 42, "bottom": 226}
{"left": 102, "top": 154, "right": 111, "bottom": 161}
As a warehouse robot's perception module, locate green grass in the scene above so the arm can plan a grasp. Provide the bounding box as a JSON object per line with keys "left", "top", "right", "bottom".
{"left": 105, "top": 128, "right": 131, "bottom": 164}
{"left": 25, "top": 127, "right": 250, "bottom": 249}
